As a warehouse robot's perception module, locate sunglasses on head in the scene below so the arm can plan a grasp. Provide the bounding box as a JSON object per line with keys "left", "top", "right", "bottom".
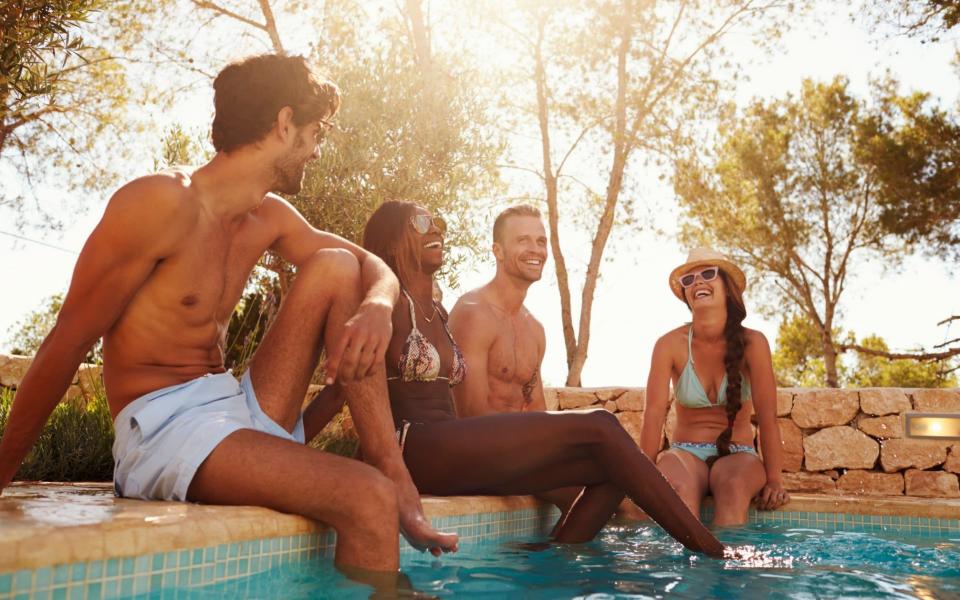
{"left": 679, "top": 266, "right": 719, "bottom": 288}
{"left": 410, "top": 214, "right": 447, "bottom": 235}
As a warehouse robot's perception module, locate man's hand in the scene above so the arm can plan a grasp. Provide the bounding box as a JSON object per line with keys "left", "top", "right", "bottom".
{"left": 754, "top": 481, "right": 790, "bottom": 511}
{"left": 325, "top": 301, "right": 393, "bottom": 384}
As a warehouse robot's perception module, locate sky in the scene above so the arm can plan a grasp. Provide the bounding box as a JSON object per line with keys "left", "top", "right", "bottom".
{"left": 0, "top": 2, "right": 957, "bottom": 387}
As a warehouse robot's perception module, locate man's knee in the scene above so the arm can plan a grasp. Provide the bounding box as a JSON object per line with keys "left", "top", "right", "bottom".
{"left": 297, "top": 248, "right": 361, "bottom": 291}
{"left": 345, "top": 468, "right": 399, "bottom": 525}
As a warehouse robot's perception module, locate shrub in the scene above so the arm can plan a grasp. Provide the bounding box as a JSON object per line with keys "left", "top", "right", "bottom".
{"left": 0, "top": 387, "right": 114, "bottom": 482}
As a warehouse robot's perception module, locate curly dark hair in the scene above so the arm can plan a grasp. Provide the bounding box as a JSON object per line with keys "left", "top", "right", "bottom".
{"left": 211, "top": 54, "right": 340, "bottom": 153}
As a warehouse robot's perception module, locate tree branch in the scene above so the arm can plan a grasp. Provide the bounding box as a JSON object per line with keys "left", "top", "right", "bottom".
{"left": 838, "top": 343, "right": 960, "bottom": 362}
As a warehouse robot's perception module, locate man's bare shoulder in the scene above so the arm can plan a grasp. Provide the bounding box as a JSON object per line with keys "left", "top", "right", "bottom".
{"left": 106, "top": 172, "right": 196, "bottom": 225}
{"left": 449, "top": 289, "right": 501, "bottom": 338}
{"left": 98, "top": 172, "right": 197, "bottom": 252}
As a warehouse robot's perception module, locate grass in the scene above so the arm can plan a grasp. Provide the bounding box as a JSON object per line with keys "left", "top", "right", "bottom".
{"left": 0, "top": 387, "right": 114, "bottom": 482}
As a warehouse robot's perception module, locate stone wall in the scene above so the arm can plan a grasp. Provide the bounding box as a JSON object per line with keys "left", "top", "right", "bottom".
{"left": 0, "top": 354, "right": 103, "bottom": 406}
{"left": 544, "top": 386, "right": 960, "bottom": 499}
{"left": 3, "top": 353, "right": 958, "bottom": 498}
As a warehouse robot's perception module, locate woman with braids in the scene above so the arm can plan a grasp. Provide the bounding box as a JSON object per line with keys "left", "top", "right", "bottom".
{"left": 347, "top": 200, "right": 724, "bottom": 556}
{"left": 640, "top": 248, "right": 789, "bottom": 526}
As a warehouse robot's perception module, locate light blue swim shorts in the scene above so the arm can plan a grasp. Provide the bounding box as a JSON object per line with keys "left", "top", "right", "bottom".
{"left": 112, "top": 371, "right": 305, "bottom": 502}
{"left": 670, "top": 441, "right": 758, "bottom": 463}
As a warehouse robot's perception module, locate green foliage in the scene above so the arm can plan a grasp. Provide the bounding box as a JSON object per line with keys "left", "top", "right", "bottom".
{"left": 772, "top": 314, "right": 956, "bottom": 388}
{"left": 6, "top": 293, "right": 101, "bottom": 363}
{"left": 291, "top": 3, "right": 502, "bottom": 273}
{"left": 2, "top": 0, "right": 132, "bottom": 228}
{"left": 772, "top": 314, "right": 832, "bottom": 387}
{"left": 674, "top": 77, "right": 916, "bottom": 386}
{"left": 866, "top": 1, "right": 960, "bottom": 40}
{"left": 847, "top": 335, "right": 957, "bottom": 388}
{"left": 857, "top": 87, "right": 960, "bottom": 258}
{"left": 0, "top": 386, "right": 114, "bottom": 481}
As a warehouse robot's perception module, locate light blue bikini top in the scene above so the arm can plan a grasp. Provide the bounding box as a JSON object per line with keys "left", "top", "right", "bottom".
{"left": 676, "top": 327, "right": 751, "bottom": 409}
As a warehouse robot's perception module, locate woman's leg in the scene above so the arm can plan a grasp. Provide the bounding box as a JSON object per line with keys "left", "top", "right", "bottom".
{"left": 708, "top": 452, "right": 766, "bottom": 526}
{"left": 655, "top": 449, "right": 710, "bottom": 518}
{"left": 402, "top": 410, "right": 723, "bottom": 556}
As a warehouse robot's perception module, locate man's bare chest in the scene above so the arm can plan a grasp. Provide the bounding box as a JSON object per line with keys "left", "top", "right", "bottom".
{"left": 487, "top": 320, "right": 541, "bottom": 383}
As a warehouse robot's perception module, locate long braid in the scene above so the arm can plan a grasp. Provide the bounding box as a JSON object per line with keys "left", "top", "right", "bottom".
{"left": 706, "top": 271, "right": 747, "bottom": 468}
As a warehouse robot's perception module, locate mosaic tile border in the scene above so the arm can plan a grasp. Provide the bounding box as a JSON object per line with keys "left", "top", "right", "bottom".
{"left": 1, "top": 506, "right": 956, "bottom": 599}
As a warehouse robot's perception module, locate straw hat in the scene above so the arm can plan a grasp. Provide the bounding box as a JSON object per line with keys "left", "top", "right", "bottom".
{"left": 668, "top": 247, "right": 746, "bottom": 301}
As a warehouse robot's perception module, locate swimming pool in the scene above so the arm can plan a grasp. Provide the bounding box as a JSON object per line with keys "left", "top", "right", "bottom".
{"left": 2, "top": 488, "right": 958, "bottom": 599}
{"left": 114, "top": 521, "right": 960, "bottom": 599}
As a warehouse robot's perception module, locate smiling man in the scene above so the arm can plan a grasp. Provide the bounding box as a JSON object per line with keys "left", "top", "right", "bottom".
{"left": 449, "top": 205, "right": 548, "bottom": 416}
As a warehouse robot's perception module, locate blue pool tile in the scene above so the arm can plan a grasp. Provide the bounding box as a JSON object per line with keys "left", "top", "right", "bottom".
{"left": 190, "top": 568, "right": 201, "bottom": 586}
{"left": 34, "top": 567, "right": 51, "bottom": 590}
{"left": 120, "top": 577, "right": 133, "bottom": 597}
{"left": 214, "top": 562, "right": 225, "bottom": 580}
{"left": 162, "top": 572, "right": 175, "bottom": 588}
{"left": 0, "top": 574, "right": 10, "bottom": 594}
{"left": 52, "top": 565, "right": 68, "bottom": 586}
{"left": 121, "top": 558, "right": 134, "bottom": 577}
{"left": 51, "top": 587, "right": 66, "bottom": 600}
{"left": 103, "top": 580, "right": 117, "bottom": 598}
{"left": 239, "top": 558, "right": 249, "bottom": 575}
{"left": 87, "top": 560, "right": 103, "bottom": 580}
{"left": 67, "top": 585, "right": 83, "bottom": 600}
{"left": 203, "top": 548, "right": 214, "bottom": 562}
{"left": 229, "top": 544, "right": 238, "bottom": 559}
{"left": 202, "top": 565, "right": 213, "bottom": 583}
{"left": 134, "top": 556, "right": 149, "bottom": 574}
{"left": 152, "top": 553, "right": 164, "bottom": 571}
{"left": 12, "top": 570, "right": 31, "bottom": 592}
{"left": 150, "top": 573, "right": 162, "bottom": 591}
{"left": 69, "top": 563, "right": 85, "bottom": 583}
{"left": 86, "top": 582, "right": 102, "bottom": 600}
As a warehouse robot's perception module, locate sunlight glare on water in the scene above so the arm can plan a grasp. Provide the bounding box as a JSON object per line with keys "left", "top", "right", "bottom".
{"left": 147, "top": 523, "right": 960, "bottom": 599}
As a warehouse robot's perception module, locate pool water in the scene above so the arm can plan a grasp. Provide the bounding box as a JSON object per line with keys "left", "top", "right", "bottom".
{"left": 145, "top": 524, "right": 960, "bottom": 599}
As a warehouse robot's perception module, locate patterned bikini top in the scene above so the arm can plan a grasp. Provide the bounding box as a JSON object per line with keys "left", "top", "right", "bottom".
{"left": 391, "top": 288, "right": 466, "bottom": 386}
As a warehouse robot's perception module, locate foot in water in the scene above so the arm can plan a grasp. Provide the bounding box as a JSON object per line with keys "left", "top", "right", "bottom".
{"left": 390, "top": 469, "right": 458, "bottom": 556}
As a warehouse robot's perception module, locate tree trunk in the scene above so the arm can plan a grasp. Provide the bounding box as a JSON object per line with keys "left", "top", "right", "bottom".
{"left": 533, "top": 19, "right": 578, "bottom": 371}
{"left": 565, "top": 22, "right": 632, "bottom": 387}
{"left": 403, "top": 0, "right": 433, "bottom": 74}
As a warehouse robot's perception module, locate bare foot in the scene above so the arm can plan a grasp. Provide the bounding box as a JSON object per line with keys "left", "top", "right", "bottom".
{"left": 390, "top": 469, "right": 458, "bottom": 556}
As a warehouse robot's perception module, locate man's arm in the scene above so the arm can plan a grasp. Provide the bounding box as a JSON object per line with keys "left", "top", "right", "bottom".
{"left": 449, "top": 300, "right": 497, "bottom": 417}
{"left": 0, "top": 177, "right": 184, "bottom": 491}
{"left": 265, "top": 195, "right": 399, "bottom": 383}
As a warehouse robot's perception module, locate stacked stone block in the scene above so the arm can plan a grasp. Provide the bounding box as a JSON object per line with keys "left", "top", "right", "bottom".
{"left": 546, "top": 383, "right": 960, "bottom": 499}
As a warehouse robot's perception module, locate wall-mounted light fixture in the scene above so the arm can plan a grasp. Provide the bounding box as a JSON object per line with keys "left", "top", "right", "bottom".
{"left": 904, "top": 413, "right": 960, "bottom": 440}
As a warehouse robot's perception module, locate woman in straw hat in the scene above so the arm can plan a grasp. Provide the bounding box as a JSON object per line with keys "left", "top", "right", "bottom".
{"left": 640, "top": 248, "right": 789, "bottom": 525}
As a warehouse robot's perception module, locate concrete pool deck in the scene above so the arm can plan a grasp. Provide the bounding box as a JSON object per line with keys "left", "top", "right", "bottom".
{"left": 2, "top": 482, "right": 959, "bottom": 574}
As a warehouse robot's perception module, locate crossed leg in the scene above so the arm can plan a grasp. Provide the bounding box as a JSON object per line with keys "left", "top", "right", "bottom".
{"left": 401, "top": 409, "right": 724, "bottom": 556}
